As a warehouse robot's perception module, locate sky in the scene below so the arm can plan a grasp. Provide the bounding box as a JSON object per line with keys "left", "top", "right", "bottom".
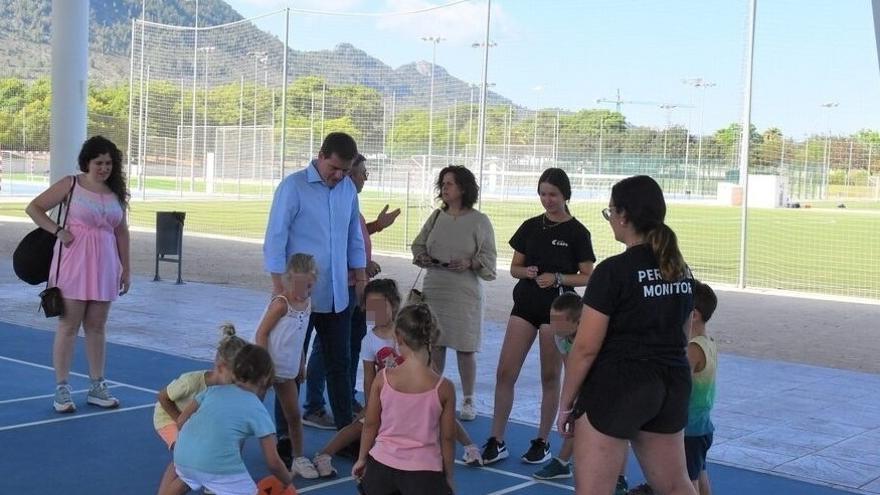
{"left": 221, "top": 0, "right": 880, "bottom": 137}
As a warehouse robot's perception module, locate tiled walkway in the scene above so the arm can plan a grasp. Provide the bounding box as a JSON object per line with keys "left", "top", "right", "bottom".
{"left": 2, "top": 260, "right": 879, "bottom": 493}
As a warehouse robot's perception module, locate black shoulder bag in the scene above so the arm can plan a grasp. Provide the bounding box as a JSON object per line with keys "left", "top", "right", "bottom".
{"left": 38, "top": 178, "right": 76, "bottom": 317}
{"left": 13, "top": 178, "right": 76, "bottom": 285}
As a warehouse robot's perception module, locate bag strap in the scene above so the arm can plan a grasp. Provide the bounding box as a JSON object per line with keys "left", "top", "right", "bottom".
{"left": 410, "top": 268, "right": 425, "bottom": 294}
{"left": 48, "top": 177, "right": 77, "bottom": 289}
{"left": 428, "top": 208, "right": 441, "bottom": 231}
{"left": 409, "top": 209, "right": 442, "bottom": 294}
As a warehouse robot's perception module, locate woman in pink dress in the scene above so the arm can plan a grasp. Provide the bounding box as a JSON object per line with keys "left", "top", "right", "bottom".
{"left": 26, "top": 136, "right": 131, "bottom": 413}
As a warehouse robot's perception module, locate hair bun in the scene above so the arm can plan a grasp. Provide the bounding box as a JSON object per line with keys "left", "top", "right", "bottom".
{"left": 219, "top": 322, "right": 237, "bottom": 338}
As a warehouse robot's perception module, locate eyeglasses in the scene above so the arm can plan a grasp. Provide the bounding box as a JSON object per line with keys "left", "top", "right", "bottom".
{"left": 601, "top": 207, "right": 613, "bottom": 221}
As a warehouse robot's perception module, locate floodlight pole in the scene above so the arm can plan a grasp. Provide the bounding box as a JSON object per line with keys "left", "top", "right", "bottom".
{"left": 189, "top": 0, "right": 199, "bottom": 193}
{"left": 820, "top": 102, "right": 839, "bottom": 199}
{"left": 737, "top": 0, "right": 757, "bottom": 289}
{"left": 280, "top": 8, "right": 289, "bottom": 179}
{"left": 475, "top": 0, "right": 493, "bottom": 208}
{"left": 200, "top": 46, "right": 215, "bottom": 182}
{"left": 422, "top": 36, "right": 445, "bottom": 171}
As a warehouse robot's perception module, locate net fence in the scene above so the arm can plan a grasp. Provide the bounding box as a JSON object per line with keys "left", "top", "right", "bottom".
{"left": 0, "top": 1, "right": 877, "bottom": 299}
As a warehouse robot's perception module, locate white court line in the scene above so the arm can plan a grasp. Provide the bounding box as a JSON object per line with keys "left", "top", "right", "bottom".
{"left": 0, "top": 403, "right": 155, "bottom": 432}
{"left": 0, "top": 355, "right": 158, "bottom": 394}
{"left": 297, "top": 476, "right": 355, "bottom": 493}
{"left": 486, "top": 481, "right": 537, "bottom": 494}
{"left": 454, "top": 460, "right": 574, "bottom": 491}
{"left": 0, "top": 384, "right": 122, "bottom": 405}
{"left": 0, "top": 356, "right": 569, "bottom": 492}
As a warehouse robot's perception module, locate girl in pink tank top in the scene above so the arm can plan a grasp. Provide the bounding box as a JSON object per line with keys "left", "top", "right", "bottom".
{"left": 352, "top": 303, "right": 456, "bottom": 495}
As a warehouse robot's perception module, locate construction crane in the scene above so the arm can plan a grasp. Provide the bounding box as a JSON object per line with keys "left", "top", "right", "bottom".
{"left": 596, "top": 88, "right": 692, "bottom": 117}
{"left": 595, "top": 89, "right": 665, "bottom": 113}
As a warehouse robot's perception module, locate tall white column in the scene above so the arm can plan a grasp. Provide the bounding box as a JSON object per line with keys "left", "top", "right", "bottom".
{"left": 873, "top": 0, "right": 880, "bottom": 72}
{"left": 50, "top": 0, "right": 89, "bottom": 184}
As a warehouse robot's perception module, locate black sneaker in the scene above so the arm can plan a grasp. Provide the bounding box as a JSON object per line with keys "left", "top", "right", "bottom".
{"left": 481, "top": 437, "right": 509, "bottom": 465}
{"left": 521, "top": 438, "right": 551, "bottom": 464}
{"left": 276, "top": 437, "right": 292, "bottom": 467}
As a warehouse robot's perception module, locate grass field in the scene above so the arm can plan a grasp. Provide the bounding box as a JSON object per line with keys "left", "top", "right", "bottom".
{"left": 2, "top": 191, "right": 878, "bottom": 299}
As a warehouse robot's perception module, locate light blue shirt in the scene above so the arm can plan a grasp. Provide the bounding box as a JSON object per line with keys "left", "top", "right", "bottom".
{"left": 174, "top": 385, "right": 275, "bottom": 475}
{"left": 263, "top": 160, "right": 366, "bottom": 313}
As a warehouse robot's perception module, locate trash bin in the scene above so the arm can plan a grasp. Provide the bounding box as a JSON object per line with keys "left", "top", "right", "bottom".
{"left": 154, "top": 211, "right": 185, "bottom": 284}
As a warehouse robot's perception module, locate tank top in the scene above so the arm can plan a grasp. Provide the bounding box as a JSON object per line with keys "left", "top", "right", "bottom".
{"left": 685, "top": 334, "right": 717, "bottom": 436}
{"left": 262, "top": 295, "right": 310, "bottom": 379}
{"left": 369, "top": 369, "right": 444, "bottom": 472}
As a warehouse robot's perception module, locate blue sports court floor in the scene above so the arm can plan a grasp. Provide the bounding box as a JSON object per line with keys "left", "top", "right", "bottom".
{"left": 0, "top": 321, "right": 862, "bottom": 494}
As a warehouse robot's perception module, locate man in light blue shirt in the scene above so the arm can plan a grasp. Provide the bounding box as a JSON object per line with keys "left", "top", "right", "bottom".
{"left": 264, "top": 132, "right": 367, "bottom": 432}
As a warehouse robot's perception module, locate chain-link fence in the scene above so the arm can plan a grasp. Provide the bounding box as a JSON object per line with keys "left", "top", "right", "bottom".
{"left": 0, "top": 2, "right": 877, "bottom": 299}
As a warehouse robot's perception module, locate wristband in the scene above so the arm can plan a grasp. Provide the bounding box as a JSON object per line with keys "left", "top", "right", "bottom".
{"left": 555, "top": 272, "right": 563, "bottom": 287}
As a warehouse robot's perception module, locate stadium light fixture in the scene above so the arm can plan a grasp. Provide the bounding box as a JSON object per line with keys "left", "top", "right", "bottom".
{"left": 421, "top": 36, "right": 445, "bottom": 169}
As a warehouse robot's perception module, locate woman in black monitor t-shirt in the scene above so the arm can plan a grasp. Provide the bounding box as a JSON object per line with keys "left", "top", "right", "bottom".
{"left": 481, "top": 168, "right": 596, "bottom": 465}
{"left": 558, "top": 175, "right": 696, "bottom": 495}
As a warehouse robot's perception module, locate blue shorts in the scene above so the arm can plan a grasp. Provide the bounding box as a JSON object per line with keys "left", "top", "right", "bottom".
{"left": 684, "top": 433, "right": 713, "bottom": 480}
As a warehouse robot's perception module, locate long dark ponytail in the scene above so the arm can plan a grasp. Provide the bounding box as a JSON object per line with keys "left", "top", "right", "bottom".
{"left": 611, "top": 175, "right": 687, "bottom": 280}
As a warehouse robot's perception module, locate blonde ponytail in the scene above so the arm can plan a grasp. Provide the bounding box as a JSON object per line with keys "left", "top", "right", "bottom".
{"left": 216, "top": 322, "right": 247, "bottom": 366}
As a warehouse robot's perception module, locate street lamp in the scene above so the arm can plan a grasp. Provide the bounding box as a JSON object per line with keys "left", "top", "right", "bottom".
{"left": 659, "top": 104, "right": 683, "bottom": 163}
{"left": 532, "top": 85, "right": 543, "bottom": 163}
{"left": 684, "top": 78, "right": 716, "bottom": 194}
{"left": 421, "top": 36, "right": 445, "bottom": 169}
{"left": 249, "top": 51, "right": 268, "bottom": 179}
{"left": 820, "top": 102, "right": 839, "bottom": 199}
{"left": 186, "top": 0, "right": 200, "bottom": 192}
{"left": 199, "top": 45, "right": 215, "bottom": 178}
{"left": 471, "top": 41, "right": 497, "bottom": 166}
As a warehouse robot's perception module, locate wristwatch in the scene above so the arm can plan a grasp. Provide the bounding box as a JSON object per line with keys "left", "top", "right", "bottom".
{"left": 555, "top": 272, "right": 563, "bottom": 288}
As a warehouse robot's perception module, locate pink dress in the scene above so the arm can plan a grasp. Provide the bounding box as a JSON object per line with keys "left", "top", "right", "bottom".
{"left": 51, "top": 175, "right": 124, "bottom": 302}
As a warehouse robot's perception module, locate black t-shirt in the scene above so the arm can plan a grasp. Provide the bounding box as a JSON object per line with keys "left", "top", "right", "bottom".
{"left": 509, "top": 214, "right": 596, "bottom": 276}
{"left": 583, "top": 244, "right": 693, "bottom": 367}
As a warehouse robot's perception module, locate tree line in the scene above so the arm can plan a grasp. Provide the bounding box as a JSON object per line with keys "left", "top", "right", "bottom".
{"left": 1, "top": 76, "right": 877, "bottom": 185}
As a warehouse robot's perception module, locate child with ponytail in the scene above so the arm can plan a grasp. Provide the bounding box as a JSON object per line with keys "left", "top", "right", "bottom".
{"left": 352, "top": 303, "right": 456, "bottom": 494}
{"left": 153, "top": 323, "right": 247, "bottom": 492}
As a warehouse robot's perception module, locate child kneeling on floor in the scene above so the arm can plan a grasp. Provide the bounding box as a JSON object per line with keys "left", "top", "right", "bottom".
{"left": 153, "top": 323, "right": 247, "bottom": 492}
{"left": 158, "top": 344, "right": 292, "bottom": 495}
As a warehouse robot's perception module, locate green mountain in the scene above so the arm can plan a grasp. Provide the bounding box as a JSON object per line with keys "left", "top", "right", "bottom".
{"left": 0, "top": 0, "right": 510, "bottom": 108}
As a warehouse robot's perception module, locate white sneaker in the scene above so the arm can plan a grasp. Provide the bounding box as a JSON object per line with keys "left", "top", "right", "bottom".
{"left": 292, "top": 456, "right": 319, "bottom": 479}
{"left": 313, "top": 453, "right": 337, "bottom": 478}
{"left": 53, "top": 383, "right": 76, "bottom": 413}
{"left": 460, "top": 397, "right": 476, "bottom": 421}
{"left": 87, "top": 379, "right": 120, "bottom": 408}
